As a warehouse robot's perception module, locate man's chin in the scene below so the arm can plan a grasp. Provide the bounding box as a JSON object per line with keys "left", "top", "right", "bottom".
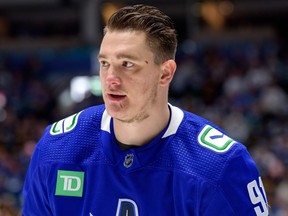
{"left": 106, "top": 108, "right": 134, "bottom": 123}
{"left": 106, "top": 105, "right": 125, "bottom": 118}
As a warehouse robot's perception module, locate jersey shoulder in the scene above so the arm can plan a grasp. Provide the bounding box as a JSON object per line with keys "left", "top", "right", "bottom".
{"left": 180, "top": 110, "right": 240, "bottom": 153}
{"left": 163, "top": 110, "right": 255, "bottom": 181}
{"left": 36, "top": 104, "right": 106, "bottom": 164}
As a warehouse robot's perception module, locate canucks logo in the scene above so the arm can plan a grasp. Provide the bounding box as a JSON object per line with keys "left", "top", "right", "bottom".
{"left": 124, "top": 154, "right": 134, "bottom": 168}
{"left": 50, "top": 111, "right": 82, "bottom": 135}
{"left": 198, "top": 125, "right": 236, "bottom": 152}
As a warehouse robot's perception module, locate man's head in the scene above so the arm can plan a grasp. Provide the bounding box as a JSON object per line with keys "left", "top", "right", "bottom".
{"left": 104, "top": 4, "right": 177, "bottom": 65}
{"left": 99, "top": 4, "right": 177, "bottom": 123}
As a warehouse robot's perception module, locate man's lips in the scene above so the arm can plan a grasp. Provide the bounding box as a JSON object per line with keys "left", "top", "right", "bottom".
{"left": 106, "top": 93, "right": 127, "bottom": 101}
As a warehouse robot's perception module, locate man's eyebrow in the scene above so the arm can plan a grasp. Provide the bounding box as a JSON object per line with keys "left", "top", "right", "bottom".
{"left": 97, "top": 53, "right": 139, "bottom": 61}
{"left": 116, "top": 54, "right": 139, "bottom": 61}
{"left": 97, "top": 54, "right": 106, "bottom": 59}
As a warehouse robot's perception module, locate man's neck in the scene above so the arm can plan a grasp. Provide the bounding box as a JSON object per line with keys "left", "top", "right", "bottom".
{"left": 113, "top": 105, "right": 170, "bottom": 146}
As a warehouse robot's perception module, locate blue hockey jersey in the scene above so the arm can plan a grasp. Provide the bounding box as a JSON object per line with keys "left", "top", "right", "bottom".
{"left": 22, "top": 104, "right": 269, "bottom": 216}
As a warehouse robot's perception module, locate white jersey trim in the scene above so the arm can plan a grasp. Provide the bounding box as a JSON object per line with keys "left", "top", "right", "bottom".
{"left": 100, "top": 104, "right": 184, "bottom": 138}
{"left": 162, "top": 104, "right": 184, "bottom": 138}
{"left": 101, "top": 110, "right": 111, "bottom": 133}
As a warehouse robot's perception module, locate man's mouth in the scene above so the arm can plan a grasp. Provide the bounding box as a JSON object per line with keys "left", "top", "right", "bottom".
{"left": 107, "top": 93, "right": 126, "bottom": 101}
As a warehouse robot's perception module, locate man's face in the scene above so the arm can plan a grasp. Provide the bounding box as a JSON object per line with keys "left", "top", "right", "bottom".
{"left": 98, "top": 30, "right": 162, "bottom": 123}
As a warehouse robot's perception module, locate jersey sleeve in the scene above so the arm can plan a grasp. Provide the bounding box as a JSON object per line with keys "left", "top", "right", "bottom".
{"left": 22, "top": 129, "right": 53, "bottom": 216}
{"left": 201, "top": 146, "right": 269, "bottom": 216}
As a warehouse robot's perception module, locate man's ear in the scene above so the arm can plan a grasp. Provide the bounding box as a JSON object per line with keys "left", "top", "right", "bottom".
{"left": 159, "top": 60, "right": 177, "bottom": 86}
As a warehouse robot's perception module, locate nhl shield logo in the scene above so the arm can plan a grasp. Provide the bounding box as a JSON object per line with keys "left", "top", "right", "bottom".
{"left": 124, "top": 154, "right": 134, "bottom": 168}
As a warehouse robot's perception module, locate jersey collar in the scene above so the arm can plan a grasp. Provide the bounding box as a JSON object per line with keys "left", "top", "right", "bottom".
{"left": 100, "top": 104, "right": 184, "bottom": 171}
{"left": 101, "top": 103, "right": 184, "bottom": 137}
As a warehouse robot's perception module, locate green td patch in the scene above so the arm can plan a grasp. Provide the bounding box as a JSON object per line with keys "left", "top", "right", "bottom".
{"left": 55, "top": 170, "right": 85, "bottom": 197}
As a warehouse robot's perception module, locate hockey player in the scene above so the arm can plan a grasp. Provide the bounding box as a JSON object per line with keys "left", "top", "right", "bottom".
{"left": 22, "top": 4, "right": 269, "bottom": 215}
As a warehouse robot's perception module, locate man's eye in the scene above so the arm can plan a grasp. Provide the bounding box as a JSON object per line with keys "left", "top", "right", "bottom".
{"left": 100, "top": 61, "right": 109, "bottom": 67}
{"left": 122, "top": 61, "right": 133, "bottom": 68}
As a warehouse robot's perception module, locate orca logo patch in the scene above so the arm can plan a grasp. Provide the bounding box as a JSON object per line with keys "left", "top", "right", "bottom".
{"left": 198, "top": 125, "right": 236, "bottom": 152}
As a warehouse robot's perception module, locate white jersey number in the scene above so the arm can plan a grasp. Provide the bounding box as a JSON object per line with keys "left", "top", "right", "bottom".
{"left": 247, "top": 177, "right": 269, "bottom": 216}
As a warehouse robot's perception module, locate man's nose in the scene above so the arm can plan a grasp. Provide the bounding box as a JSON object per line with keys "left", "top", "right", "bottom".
{"left": 105, "top": 66, "right": 121, "bottom": 86}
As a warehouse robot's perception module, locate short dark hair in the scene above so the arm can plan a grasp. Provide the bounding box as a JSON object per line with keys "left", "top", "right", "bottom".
{"left": 104, "top": 4, "right": 177, "bottom": 64}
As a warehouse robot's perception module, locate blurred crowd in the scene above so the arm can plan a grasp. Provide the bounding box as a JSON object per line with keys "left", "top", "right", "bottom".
{"left": 170, "top": 38, "right": 288, "bottom": 216}
{"left": 0, "top": 37, "right": 287, "bottom": 215}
